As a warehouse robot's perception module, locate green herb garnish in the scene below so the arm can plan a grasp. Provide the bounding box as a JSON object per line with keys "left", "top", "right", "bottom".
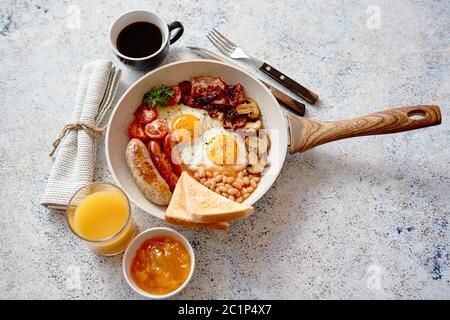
{"left": 143, "top": 85, "right": 174, "bottom": 107}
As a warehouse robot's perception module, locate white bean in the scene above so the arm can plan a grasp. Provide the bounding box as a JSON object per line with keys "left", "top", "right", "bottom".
{"left": 232, "top": 181, "right": 242, "bottom": 189}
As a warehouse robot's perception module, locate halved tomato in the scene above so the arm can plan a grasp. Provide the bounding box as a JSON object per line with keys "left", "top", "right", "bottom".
{"left": 135, "top": 103, "right": 158, "bottom": 124}
{"left": 167, "top": 85, "right": 181, "bottom": 106}
{"left": 128, "top": 120, "right": 147, "bottom": 140}
{"left": 144, "top": 119, "right": 169, "bottom": 139}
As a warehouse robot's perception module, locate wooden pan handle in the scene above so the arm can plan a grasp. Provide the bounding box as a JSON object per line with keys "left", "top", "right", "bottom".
{"left": 288, "top": 105, "right": 442, "bottom": 154}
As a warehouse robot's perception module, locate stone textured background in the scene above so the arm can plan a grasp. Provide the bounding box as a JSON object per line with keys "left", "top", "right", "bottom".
{"left": 0, "top": 0, "right": 449, "bottom": 299}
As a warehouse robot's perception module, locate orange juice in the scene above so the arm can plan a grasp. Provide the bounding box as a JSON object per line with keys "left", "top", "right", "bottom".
{"left": 69, "top": 187, "right": 136, "bottom": 255}
{"left": 74, "top": 191, "right": 128, "bottom": 240}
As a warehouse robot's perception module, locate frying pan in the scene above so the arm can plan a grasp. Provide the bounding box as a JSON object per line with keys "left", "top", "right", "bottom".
{"left": 106, "top": 60, "right": 441, "bottom": 220}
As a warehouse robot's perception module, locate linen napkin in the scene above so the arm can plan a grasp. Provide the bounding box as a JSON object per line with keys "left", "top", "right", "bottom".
{"left": 41, "top": 60, "right": 121, "bottom": 212}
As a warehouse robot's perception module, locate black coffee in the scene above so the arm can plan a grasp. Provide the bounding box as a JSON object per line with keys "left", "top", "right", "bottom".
{"left": 117, "top": 22, "right": 163, "bottom": 58}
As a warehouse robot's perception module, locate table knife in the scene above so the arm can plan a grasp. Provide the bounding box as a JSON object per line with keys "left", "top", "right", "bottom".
{"left": 188, "top": 46, "right": 306, "bottom": 116}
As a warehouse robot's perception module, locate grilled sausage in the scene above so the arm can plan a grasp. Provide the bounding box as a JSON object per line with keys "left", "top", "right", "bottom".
{"left": 163, "top": 134, "right": 185, "bottom": 178}
{"left": 126, "top": 139, "right": 172, "bottom": 205}
{"left": 147, "top": 139, "right": 178, "bottom": 191}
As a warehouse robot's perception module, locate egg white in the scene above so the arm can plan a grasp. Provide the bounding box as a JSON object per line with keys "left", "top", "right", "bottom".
{"left": 157, "top": 104, "right": 204, "bottom": 128}
{"left": 156, "top": 104, "right": 224, "bottom": 132}
{"left": 180, "top": 128, "right": 247, "bottom": 168}
{"left": 156, "top": 104, "right": 247, "bottom": 168}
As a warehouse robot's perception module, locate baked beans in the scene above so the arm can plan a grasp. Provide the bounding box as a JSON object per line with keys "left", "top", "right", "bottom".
{"left": 190, "top": 166, "right": 260, "bottom": 203}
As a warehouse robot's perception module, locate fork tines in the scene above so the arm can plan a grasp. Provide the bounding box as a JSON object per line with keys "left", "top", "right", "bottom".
{"left": 207, "top": 28, "right": 236, "bottom": 55}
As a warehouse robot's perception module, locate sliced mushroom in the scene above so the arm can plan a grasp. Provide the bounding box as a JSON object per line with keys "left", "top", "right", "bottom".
{"left": 247, "top": 150, "right": 259, "bottom": 166}
{"left": 245, "top": 135, "right": 256, "bottom": 150}
{"left": 244, "top": 120, "right": 262, "bottom": 131}
{"left": 247, "top": 157, "right": 269, "bottom": 174}
{"left": 236, "top": 127, "right": 257, "bottom": 138}
{"left": 245, "top": 131, "right": 270, "bottom": 153}
{"left": 245, "top": 136, "right": 259, "bottom": 165}
{"left": 258, "top": 130, "right": 270, "bottom": 155}
{"left": 236, "top": 98, "right": 260, "bottom": 119}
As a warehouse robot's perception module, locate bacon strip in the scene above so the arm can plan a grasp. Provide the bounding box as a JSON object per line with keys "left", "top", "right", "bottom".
{"left": 180, "top": 76, "right": 248, "bottom": 128}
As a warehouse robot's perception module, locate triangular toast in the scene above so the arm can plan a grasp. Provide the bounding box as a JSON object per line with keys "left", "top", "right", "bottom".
{"left": 164, "top": 172, "right": 230, "bottom": 230}
{"left": 182, "top": 172, "right": 254, "bottom": 223}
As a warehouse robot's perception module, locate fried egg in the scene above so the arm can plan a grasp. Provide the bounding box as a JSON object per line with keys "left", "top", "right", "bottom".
{"left": 156, "top": 104, "right": 247, "bottom": 168}
{"left": 179, "top": 128, "right": 247, "bottom": 168}
{"left": 157, "top": 104, "right": 224, "bottom": 140}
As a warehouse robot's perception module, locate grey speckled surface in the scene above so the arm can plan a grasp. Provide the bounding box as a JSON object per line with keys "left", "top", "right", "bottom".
{"left": 0, "top": 0, "right": 449, "bottom": 299}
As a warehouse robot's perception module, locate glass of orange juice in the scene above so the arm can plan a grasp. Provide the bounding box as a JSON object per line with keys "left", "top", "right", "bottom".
{"left": 66, "top": 182, "right": 137, "bottom": 256}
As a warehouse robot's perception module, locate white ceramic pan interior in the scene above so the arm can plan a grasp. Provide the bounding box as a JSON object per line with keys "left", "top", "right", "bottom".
{"left": 106, "top": 60, "right": 289, "bottom": 219}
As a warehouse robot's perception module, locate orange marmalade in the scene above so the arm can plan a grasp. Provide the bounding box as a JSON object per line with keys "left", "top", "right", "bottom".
{"left": 130, "top": 236, "right": 191, "bottom": 295}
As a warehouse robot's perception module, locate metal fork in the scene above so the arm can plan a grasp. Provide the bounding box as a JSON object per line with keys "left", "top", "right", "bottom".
{"left": 207, "top": 28, "right": 318, "bottom": 104}
{"left": 207, "top": 29, "right": 264, "bottom": 65}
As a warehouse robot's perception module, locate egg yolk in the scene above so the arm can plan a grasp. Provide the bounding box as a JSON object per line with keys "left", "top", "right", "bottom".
{"left": 171, "top": 114, "right": 202, "bottom": 143}
{"left": 207, "top": 134, "right": 238, "bottom": 165}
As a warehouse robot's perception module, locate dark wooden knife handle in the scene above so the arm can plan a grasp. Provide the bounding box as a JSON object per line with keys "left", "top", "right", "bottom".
{"left": 259, "top": 62, "right": 318, "bottom": 104}
{"left": 261, "top": 81, "right": 305, "bottom": 116}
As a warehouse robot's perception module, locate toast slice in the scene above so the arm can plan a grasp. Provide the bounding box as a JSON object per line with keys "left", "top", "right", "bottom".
{"left": 164, "top": 173, "right": 230, "bottom": 230}
{"left": 182, "top": 172, "right": 254, "bottom": 223}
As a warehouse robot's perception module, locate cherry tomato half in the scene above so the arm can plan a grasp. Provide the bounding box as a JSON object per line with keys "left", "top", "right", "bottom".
{"left": 128, "top": 120, "right": 147, "bottom": 140}
{"left": 167, "top": 86, "right": 181, "bottom": 106}
{"left": 135, "top": 103, "right": 158, "bottom": 124}
{"left": 144, "top": 119, "right": 169, "bottom": 139}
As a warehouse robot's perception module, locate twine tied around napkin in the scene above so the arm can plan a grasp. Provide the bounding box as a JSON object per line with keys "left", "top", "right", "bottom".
{"left": 49, "top": 122, "right": 106, "bottom": 157}
{"left": 41, "top": 60, "right": 121, "bottom": 213}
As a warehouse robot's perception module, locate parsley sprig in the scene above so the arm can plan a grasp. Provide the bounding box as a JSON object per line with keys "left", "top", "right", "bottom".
{"left": 143, "top": 85, "right": 174, "bottom": 107}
